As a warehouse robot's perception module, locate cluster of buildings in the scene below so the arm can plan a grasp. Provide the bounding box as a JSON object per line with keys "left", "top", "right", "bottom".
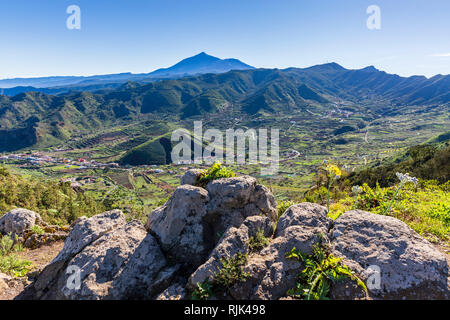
{"left": 0, "top": 152, "right": 119, "bottom": 169}
{"left": 60, "top": 176, "right": 103, "bottom": 189}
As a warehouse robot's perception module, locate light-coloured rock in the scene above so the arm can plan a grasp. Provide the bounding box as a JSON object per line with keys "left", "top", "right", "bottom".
{"left": 180, "top": 169, "right": 203, "bottom": 186}
{"left": 0, "top": 272, "right": 11, "bottom": 295}
{"left": 206, "top": 176, "right": 258, "bottom": 212}
{"left": 156, "top": 283, "right": 186, "bottom": 300}
{"left": 54, "top": 209, "right": 126, "bottom": 263}
{"left": 330, "top": 210, "right": 449, "bottom": 299}
{"left": 0, "top": 209, "right": 43, "bottom": 236}
{"left": 189, "top": 224, "right": 250, "bottom": 287}
{"left": 60, "top": 221, "right": 166, "bottom": 300}
{"left": 188, "top": 215, "right": 274, "bottom": 289}
{"left": 147, "top": 185, "right": 209, "bottom": 268}
{"left": 33, "top": 210, "right": 127, "bottom": 298}
{"left": 276, "top": 202, "right": 330, "bottom": 237}
{"left": 229, "top": 224, "right": 327, "bottom": 300}
{"left": 244, "top": 215, "right": 274, "bottom": 238}
{"left": 34, "top": 219, "right": 167, "bottom": 300}
{"left": 204, "top": 177, "right": 277, "bottom": 241}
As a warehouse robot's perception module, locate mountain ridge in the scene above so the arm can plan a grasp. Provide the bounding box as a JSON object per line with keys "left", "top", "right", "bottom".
{"left": 0, "top": 52, "right": 254, "bottom": 90}
{"left": 0, "top": 60, "right": 448, "bottom": 153}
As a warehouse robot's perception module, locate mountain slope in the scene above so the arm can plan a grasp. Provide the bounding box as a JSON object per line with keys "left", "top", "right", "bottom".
{"left": 0, "top": 63, "right": 448, "bottom": 152}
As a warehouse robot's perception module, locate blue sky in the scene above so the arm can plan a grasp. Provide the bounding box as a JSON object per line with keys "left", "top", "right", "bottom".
{"left": 0, "top": 0, "right": 449, "bottom": 79}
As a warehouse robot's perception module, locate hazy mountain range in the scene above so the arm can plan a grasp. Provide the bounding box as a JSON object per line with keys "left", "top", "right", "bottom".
{"left": 0, "top": 52, "right": 448, "bottom": 154}
{"left": 0, "top": 52, "right": 254, "bottom": 92}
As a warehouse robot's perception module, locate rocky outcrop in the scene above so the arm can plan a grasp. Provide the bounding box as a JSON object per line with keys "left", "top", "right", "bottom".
{"left": 156, "top": 283, "right": 186, "bottom": 300}
{"left": 330, "top": 210, "right": 449, "bottom": 299}
{"left": 0, "top": 209, "right": 43, "bottom": 236}
{"left": 0, "top": 208, "right": 70, "bottom": 248}
{"left": 179, "top": 169, "right": 203, "bottom": 186}
{"left": 27, "top": 210, "right": 170, "bottom": 300}
{"left": 146, "top": 175, "right": 277, "bottom": 270}
{"left": 146, "top": 185, "right": 209, "bottom": 268}
{"left": 22, "top": 226, "right": 70, "bottom": 249}
{"left": 228, "top": 203, "right": 331, "bottom": 300}
{"left": 16, "top": 172, "right": 450, "bottom": 300}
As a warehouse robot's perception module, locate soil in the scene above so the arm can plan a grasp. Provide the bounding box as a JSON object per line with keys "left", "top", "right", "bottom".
{"left": 0, "top": 241, "right": 64, "bottom": 300}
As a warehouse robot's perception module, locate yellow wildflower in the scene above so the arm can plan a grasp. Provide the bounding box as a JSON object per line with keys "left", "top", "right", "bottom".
{"left": 326, "top": 164, "right": 342, "bottom": 178}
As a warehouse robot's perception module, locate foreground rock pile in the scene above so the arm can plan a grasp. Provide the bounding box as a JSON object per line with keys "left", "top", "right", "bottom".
{"left": 0, "top": 208, "right": 70, "bottom": 249}
{"left": 7, "top": 170, "right": 448, "bottom": 300}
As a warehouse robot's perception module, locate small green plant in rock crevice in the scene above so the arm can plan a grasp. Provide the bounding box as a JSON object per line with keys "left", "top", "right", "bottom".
{"left": 192, "top": 279, "right": 215, "bottom": 300}
{"left": 286, "top": 243, "right": 367, "bottom": 300}
{"left": 277, "top": 200, "right": 294, "bottom": 220}
{"left": 31, "top": 225, "right": 45, "bottom": 235}
{"left": 191, "top": 251, "right": 250, "bottom": 300}
{"left": 249, "top": 229, "right": 270, "bottom": 252}
{"left": 196, "top": 162, "right": 236, "bottom": 188}
{"left": 214, "top": 252, "right": 250, "bottom": 289}
{"left": 0, "top": 233, "right": 32, "bottom": 277}
{"left": 324, "top": 163, "right": 342, "bottom": 212}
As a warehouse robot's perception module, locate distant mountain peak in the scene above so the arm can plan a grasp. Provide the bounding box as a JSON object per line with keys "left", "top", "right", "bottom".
{"left": 148, "top": 52, "right": 254, "bottom": 78}
{"left": 324, "top": 62, "right": 345, "bottom": 69}
{"left": 306, "top": 62, "right": 346, "bottom": 72}
{"left": 361, "top": 65, "right": 378, "bottom": 72}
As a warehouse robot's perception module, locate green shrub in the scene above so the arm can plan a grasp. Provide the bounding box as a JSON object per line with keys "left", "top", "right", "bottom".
{"left": 196, "top": 162, "right": 236, "bottom": 188}
{"left": 192, "top": 279, "right": 215, "bottom": 300}
{"left": 249, "top": 229, "right": 270, "bottom": 252}
{"left": 31, "top": 225, "right": 45, "bottom": 235}
{"left": 286, "top": 244, "right": 367, "bottom": 300}
{"left": 0, "top": 233, "right": 32, "bottom": 277}
{"left": 214, "top": 252, "right": 250, "bottom": 289}
{"left": 277, "top": 200, "right": 294, "bottom": 220}
{"left": 0, "top": 167, "right": 105, "bottom": 226}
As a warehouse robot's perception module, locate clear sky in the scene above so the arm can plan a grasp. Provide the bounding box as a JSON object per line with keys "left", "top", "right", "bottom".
{"left": 0, "top": 0, "right": 449, "bottom": 79}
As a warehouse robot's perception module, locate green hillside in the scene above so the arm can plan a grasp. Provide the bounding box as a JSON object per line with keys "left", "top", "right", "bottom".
{"left": 348, "top": 133, "right": 450, "bottom": 187}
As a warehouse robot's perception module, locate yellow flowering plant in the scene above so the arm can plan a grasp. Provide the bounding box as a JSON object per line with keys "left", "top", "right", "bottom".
{"left": 324, "top": 162, "right": 342, "bottom": 212}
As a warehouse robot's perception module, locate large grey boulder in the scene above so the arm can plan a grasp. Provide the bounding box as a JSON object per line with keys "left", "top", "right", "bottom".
{"left": 29, "top": 210, "right": 169, "bottom": 300}
{"left": 180, "top": 169, "right": 203, "bottom": 186}
{"left": 188, "top": 215, "right": 275, "bottom": 289}
{"left": 0, "top": 209, "right": 43, "bottom": 236}
{"left": 147, "top": 176, "right": 277, "bottom": 270}
{"left": 146, "top": 185, "right": 210, "bottom": 268}
{"left": 204, "top": 176, "right": 277, "bottom": 241}
{"left": 60, "top": 221, "right": 167, "bottom": 300}
{"left": 54, "top": 209, "right": 126, "bottom": 263}
{"left": 189, "top": 204, "right": 331, "bottom": 300}
{"left": 230, "top": 224, "right": 328, "bottom": 300}
{"left": 206, "top": 176, "right": 277, "bottom": 219}
{"left": 330, "top": 210, "right": 449, "bottom": 299}
{"left": 276, "top": 202, "right": 331, "bottom": 237}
